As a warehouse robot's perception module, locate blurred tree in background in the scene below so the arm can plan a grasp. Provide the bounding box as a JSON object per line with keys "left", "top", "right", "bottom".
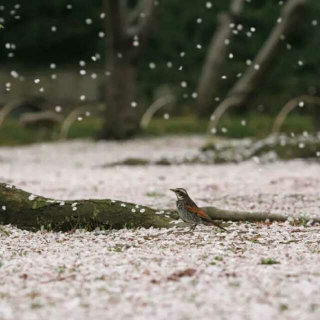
{"left": 102, "top": 0, "right": 155, "bottom": 139}
{"left": 0, "top": 0, "right": 319, "bottom": 138}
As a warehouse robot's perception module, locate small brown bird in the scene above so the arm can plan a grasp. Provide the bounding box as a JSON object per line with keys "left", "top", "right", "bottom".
{"left": 170, "top": 188, "right": 227, "bottom": 232}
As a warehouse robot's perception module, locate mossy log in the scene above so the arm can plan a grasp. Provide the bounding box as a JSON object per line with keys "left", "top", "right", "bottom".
{"left": 202, "top": 134, "right": 320, "bottom": 163}
{"left": 99, "top": 135, "right": 320, "bottom": 168}
{"left": 0, "top": 183, "right": 319, "bottom": 232}
{"left": 0, "top": 183, "right": 175, "bottom": 231}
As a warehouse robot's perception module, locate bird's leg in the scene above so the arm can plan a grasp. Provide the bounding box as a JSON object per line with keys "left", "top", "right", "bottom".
{"left": 190, "top": 224, "right": 197, "bottom": 232}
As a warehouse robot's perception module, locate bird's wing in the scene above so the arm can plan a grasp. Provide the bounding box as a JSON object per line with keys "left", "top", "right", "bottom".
{"left": 184, "top": 204, "right": 212, "bottom": 221}
{"left": 184, "top": 204, "right": 228, "bottom": 232}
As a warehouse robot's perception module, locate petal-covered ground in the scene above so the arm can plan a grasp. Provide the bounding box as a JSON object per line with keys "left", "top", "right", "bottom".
{"left": 1, "top": 136, "right": 320, "bottom": 320}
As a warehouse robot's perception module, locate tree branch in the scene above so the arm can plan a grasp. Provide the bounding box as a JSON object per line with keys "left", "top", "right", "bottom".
{"left": 1, "top": 183, "right": 319, "bottom": 232}
{"left": 272, "top": 95, "right": 320, "bottom": 133}
{"left": 197, "top": 0, "right": 246, "bottom": 117}
{"left": 127, "top": 0, "right": 156, "bottom": 45}
{"left": 230, "top": 0, "right": 245, "bottom": 14}
{"left": 128, "top": 0, "right": 146, "bottom": 25}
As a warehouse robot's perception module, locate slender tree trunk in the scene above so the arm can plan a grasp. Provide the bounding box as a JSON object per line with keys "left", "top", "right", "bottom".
{"left": 1, "top": 183, "right": 319, "bottom": 232}
{"left": 208, "top": 0, "right": 308, "bottom": 133}
{"left": 228, "top": 0, "right": 307, "bottom": 102}
{"left": 197, "top": 0, "right": 245, "bottom": 117}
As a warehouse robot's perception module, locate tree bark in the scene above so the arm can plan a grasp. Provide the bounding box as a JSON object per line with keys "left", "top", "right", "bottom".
{"left": 101, "top": 0, "right": 156, "bottom": 140}
{"left": 1, "top": 183, "right": 319, "bottom": 232}
{"left": 103, "top": 55, "right": 139, "bottom": 139}
{"left": 208, "top": 0, "right": 308, "bottom": 133}
{"left": 197, "top": 0, "right": 245, "bottom": 117}
{"left": 0, "top": 183, "right": 174, "bottom": 231}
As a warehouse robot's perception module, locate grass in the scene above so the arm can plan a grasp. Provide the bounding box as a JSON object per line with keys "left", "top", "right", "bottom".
{"left": 144, "top": 113, "right": 315, "bottom": 138}
{"left": 0, "top": 118, "right": 103, "bottom": 146}
{"left": 0, "top": 113, "right": 316, "bottom": 146}
{"left": 145, "top": 192, "right": 165, "bottom": 198}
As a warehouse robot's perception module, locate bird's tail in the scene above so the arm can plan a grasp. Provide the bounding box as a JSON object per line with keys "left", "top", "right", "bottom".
{"left": 210, "top": 221, "right": 228, "bottom": 232}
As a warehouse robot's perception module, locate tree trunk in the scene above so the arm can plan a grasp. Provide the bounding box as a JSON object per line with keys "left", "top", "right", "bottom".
{"left": 1, "top": 183, "right": 319, "bottom": 232}
{"left": 197, "top": 0, "right": 245, "bottom": 117}
{"left": 102, "top": 55, "right": 139, "bottom": 139}
{"left": 208, "top": 0, "right": 308, "bottom": 134}
{"left": 101, "top": 0, "right": 155, "bottom": 140}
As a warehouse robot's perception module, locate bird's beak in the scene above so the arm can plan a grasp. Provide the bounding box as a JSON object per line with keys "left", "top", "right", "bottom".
{"left": 170, "top": 189, "right": 177, "bottom": 193}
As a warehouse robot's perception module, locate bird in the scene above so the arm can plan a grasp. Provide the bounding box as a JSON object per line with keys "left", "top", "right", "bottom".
{"left": 170, "top": 188, "right": 228, "bottom": 232}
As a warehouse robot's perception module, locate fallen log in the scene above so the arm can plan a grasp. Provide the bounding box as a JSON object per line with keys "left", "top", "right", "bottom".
{"left": 0, "top": 183, "right": 175, "bottom": 231}
{"left": 0, "top": 183, "right": 319, "bottom": 231}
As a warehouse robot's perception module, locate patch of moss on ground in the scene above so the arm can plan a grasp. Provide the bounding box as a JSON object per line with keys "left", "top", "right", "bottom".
{"left": 261, "top": 258, "right": 280, "bottom": 265}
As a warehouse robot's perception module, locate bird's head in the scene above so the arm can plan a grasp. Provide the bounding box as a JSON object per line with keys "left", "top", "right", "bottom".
{"left": 170, "top": 188, "right": 189, "bottom": 200}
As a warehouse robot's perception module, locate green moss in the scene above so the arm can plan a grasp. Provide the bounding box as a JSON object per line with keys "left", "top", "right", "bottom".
{"left": 214, "top": 256, "right": 223, "bottom": 261}
{"left": 260, "top": 258, "right": 280, "bottom": 265}
{"left": 0, "top": 182, "right": 176, "bottom": 231}
{"left": 31, "top": 303, "right": 42, "bottom": 309}
{"left": 145, "top": 192, "right": 165, "bottom": 198}
{"left": 280, "top": 304, "right": 289, "bottom": 312}
{"left": 155, "top": 158, "right": 172, "bottom": 165}
{"left": 104, "top": 158, "right": 150, "bottom": 167}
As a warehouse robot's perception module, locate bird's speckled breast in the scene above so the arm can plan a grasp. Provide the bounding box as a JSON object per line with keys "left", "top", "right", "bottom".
{"left": 176, "top": 200, "right": 202, "bottom": 224}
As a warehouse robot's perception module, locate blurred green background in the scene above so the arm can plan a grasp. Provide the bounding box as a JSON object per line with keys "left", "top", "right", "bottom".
{"left": 0, "top": 0, "right": 319, "bottom": 145}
